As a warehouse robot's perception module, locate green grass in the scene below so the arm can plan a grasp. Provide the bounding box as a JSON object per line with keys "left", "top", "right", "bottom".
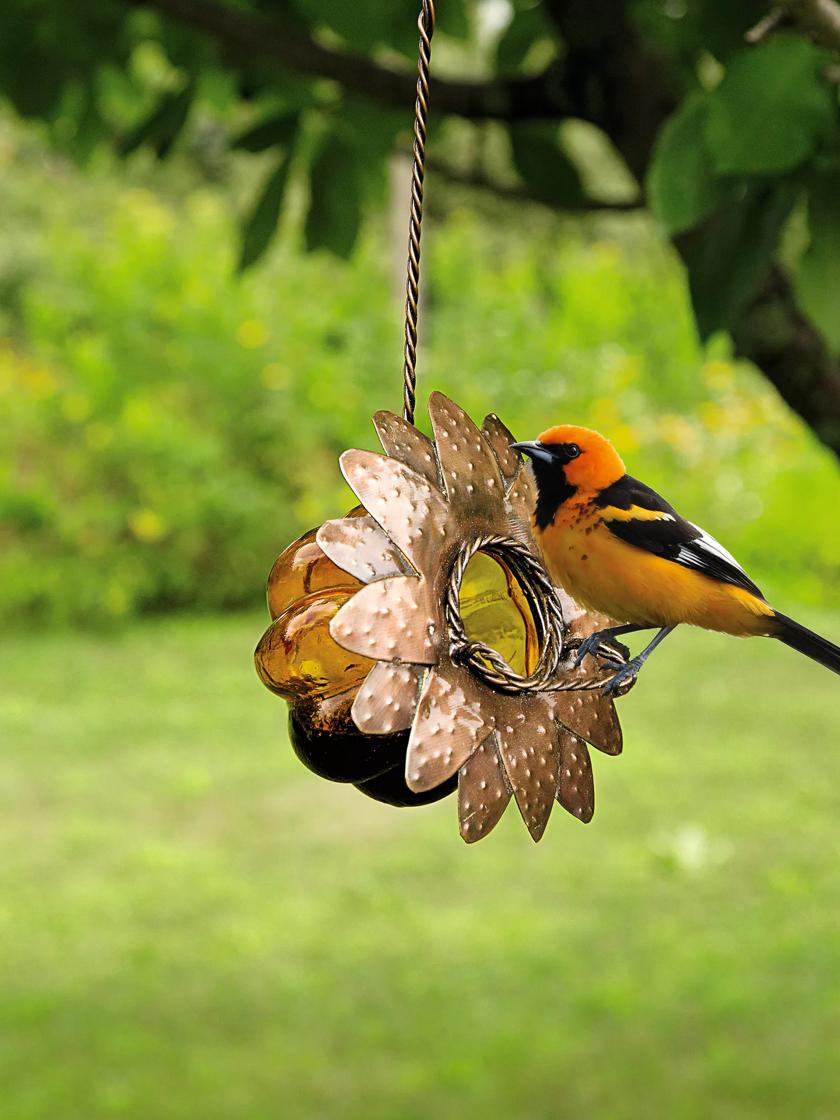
{"left": 2, "top": 610, "right": 839, "bottom": 1119}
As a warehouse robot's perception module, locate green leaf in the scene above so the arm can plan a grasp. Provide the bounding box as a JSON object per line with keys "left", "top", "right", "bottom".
{"left": 795, "top": 171, "right": 840, "bottom": 353}
{"left": 683, "top": 180, "right": 798, "bottom": 340}
{"left": 291, "top": 0, "right": 413, "bottom": 54}
{"left": 238, "top": 153, "right": 293, "bottom": 271}
{"left": 232, "top": 110, "right": 300, "bottom": 153}
{"left": 647, "top": 92, "right": 729, "bottom": 235}
{"left": 436, "top": 0, "right": 470, "bottom": 41}
{"left": 510, "top": 123, "right": 586, "bottom": 208}
{"left": 119, "top": 83, "right": 194, "bottom": 158}
{"left": 304, "top": 132, "right": 362, "bottom": 258}
{"left": 496, "top": 3, "right": 554, "bottom": 72}
{"left": 705, "top": 37, "right": 833, "bottom": 175}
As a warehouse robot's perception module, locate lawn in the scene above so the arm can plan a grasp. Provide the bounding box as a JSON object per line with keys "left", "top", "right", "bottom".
{"left": 1, "top": 609, "right": 839, "bottom": 1119}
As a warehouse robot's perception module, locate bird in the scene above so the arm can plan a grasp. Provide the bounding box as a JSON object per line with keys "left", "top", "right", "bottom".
{"left": 511, "top": 425, "right": 840, "bottom": 695}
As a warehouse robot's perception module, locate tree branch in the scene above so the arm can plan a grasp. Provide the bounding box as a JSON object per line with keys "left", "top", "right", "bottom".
{"left": 127, "top": 0, "right": 840, "bottom": 460}
{"left": 541, "top": 0, "right": 677, "bottom": 179}
{"left": 424, "top": 155, "right": 643, "bottom": 212}
{"left": 748, "top": 0, "right": 840, "bottom": 50}
{"left": 731, "top": 267, "right": 840, "bottom": 455}
{"left": 125, "top": 0, "right": 574, "bottom": 121}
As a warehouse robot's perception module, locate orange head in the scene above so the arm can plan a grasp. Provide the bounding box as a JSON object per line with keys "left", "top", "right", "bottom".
{"left": 511, "top": 425, "right": 626, "bottom": 529}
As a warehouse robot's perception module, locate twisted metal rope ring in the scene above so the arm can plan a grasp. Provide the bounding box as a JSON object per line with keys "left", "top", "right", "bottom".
{"left": 445, "top": 535, "right": 564, "bottom": 694}
{"left": 445, "top": 535, "right": 629, "bottom": 694}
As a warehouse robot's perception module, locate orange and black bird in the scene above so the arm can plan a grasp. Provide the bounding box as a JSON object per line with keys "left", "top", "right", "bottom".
{"left": 512, "top": 425, "right": 840, "bottom": 695}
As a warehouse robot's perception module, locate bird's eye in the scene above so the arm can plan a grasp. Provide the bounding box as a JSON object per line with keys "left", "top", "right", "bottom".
{"left": 567, "top": 444, "right": 581, "bottom": 460}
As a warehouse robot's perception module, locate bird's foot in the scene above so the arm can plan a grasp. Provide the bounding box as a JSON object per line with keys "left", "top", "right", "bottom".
{"left": 572, "top": 631, "right": 631, "bottom": 670}
{"left": 601, "top": 655, "right": 642, "bottom": 696}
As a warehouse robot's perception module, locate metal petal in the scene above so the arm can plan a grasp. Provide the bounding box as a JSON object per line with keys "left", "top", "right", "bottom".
{"left": 481, "top": 413, "right": 522, "bottom": 485}
{"left": 496, "top": 716, "right": 559, "bottom": 842}
{"left": 373, "top": 410, "right": 440, "bottom": 487}
{"left": 458, "top": 733, "right": 512, "bottom": 844}
{"left": 551, "top": 689, "right": 623, "bottom": 756}
{"left": 559, "top": 590, "right": 616, "bottom": 643}
{"left": 351, "top": 661, "right": 424, "bottom": 735}
{"left": 316, "top": 516, "right": 406, "bottom": 584}
{"left": 556, "top": 732, "right": 595, "bottom": 823}
{"left": 405, "top": 667, "right": 492, "bottom": 793}
{"left": 330, "top": 576, "right": 437, "bottom": 665}
{"left": 339, "top": 449, "right": 448, "bottom": 568}
{"left": 428, "top": 392, "right": 505, "bottom": 508}
{"left": 507, "top": 456, "right": 537, "bottom": 520}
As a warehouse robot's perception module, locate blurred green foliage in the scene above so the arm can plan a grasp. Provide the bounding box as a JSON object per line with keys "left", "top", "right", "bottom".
{"left": 1, "top": 0, "right": 839, "bottom": 353}
{"left": 2, "top": 609, "right": 840, "bottom": 1118}
{"left": 0, "top": 118, "right": 837, "bottom": 626}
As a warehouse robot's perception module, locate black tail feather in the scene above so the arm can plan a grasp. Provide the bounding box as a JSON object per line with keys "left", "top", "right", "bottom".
{"left": 774, "top": 612, "right": 840, "bottom": 676}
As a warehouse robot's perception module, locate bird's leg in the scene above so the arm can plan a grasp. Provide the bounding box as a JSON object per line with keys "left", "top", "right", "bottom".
{"left": 573, "top": 624, "right": 657, "bottom": 669}
{"left": 602, "top": 626, "right": 676, "bottom": 695}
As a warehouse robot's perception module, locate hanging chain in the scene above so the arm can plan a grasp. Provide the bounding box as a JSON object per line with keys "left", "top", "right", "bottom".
{"left": 402, "top": 0, "right": 436, "bottom": 426}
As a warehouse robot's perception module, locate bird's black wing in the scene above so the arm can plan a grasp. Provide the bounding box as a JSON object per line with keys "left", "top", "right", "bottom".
{"left": 594, "top": 475, "right": 765, "bottom": 599}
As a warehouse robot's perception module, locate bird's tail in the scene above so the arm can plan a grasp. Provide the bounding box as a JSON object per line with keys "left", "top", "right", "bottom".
{"left": 773, "top": 612, "right": 840, "bottom": 676}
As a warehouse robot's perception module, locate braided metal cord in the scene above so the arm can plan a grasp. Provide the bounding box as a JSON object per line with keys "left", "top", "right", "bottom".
{"left": 402, "top": 0, "right": 435, "bottom": 426}
{"left": 445, "top": 535, "right": 629, "bottom": 694}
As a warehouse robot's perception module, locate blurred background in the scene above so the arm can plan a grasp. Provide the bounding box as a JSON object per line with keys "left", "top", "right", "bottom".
{"left": 1, "top": 1, "right": 839, "bottom": 1117}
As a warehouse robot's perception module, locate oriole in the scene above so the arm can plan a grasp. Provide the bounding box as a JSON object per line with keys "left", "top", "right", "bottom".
{"left": 512, "top": 425, "right": 840, "bottom": 695}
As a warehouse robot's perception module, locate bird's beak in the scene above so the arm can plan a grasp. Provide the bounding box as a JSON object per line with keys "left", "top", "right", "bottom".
{"left": 511, "top": 440, "right": 555, "bottom": 465}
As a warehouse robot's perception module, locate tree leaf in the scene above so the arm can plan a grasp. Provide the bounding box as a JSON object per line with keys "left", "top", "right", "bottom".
{"left": 683, "top": 180, "right": 798, "bottom": 340}
{"left": 795, "top": 171, "right": 840, "bottom": 354}
{"left": 304, "top": 132, "right": 362, "bottom": 258}
{"left": 496, "top": 3, "right": 554, "bottom": 72}
{"left": 232, "top": 110, "right": 300, "bottom": 153}
{"left": 647, "top": 92, "right": 729, "bottom": 235}
{"left": 510, "top": 123, "right": 586, "bottom": 208}
{"left": 705, "top": 37, "right": 833, "bottom": 175}
{"left": 291, "top": 0, "right": 411, "bottom": 54}
{"left": 238, "top": 153, "right": 293, "bottom": 271}
{"left": 119, "top": 83, "right": 195, "bottom": 158}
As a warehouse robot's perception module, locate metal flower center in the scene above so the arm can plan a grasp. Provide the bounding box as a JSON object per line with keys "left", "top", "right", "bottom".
{"left": 445, "top": 534, "right": 567, "bottom": 694}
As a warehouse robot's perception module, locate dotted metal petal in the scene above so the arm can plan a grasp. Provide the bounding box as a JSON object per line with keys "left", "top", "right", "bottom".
{"left": 351, "top": 661, "right": 424, "bottom": 735}
{"left": 339, "top": 449, "right": 448, "bottom": 569}
{"left": 551, "top": 687, "right": 623, "bottom": 756}
{"left": 405, "top": 667, "right": 491, "bottom": 793}
{"left": 373, "top": 410, "right": 440, "bottom": 487}
{"left": 330, "top": 576, "right": 437, "bottom": 665}
{"left": 458, "top": 733, "right": 512, "bottom": 844}
{"left": 428, "top": 391, "right": 505, "bottom": 508}
{"left": 556, "top": 732, "right": 595, "bottom": 823}
{"left": 316, "top": 516, "right": 406, "bottom": 584}
{"left": 481, "top": 413, "right": 521, "bottom": 486}
{"left": 507, "top": 455, "right": 538, "bottom": 520}
{"left": 496, "top": 718, "right": 559, "bottom": 842}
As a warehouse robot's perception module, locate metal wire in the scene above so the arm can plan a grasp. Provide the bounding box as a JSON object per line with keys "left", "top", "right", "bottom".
{"left": 402, "top": 0, "right": 435, "bottom": 426}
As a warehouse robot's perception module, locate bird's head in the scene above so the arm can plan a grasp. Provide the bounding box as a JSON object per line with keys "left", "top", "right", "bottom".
{"left": 511, "top": 425, "right": 626, "bottom": 529}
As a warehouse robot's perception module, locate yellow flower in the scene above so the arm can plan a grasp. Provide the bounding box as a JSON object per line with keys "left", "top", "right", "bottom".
{"left": 237, "top": 319, "right": 269, "bottom": 349}
{"left": 128, "top": 509, "right": 167, "bottom": 543}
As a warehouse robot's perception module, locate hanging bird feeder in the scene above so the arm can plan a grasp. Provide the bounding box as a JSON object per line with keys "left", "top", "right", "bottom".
{"left": 255, "top": 0, "right": 634, "bottom": 843}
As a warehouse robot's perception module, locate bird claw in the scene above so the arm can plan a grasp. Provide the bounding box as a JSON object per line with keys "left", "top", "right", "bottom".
{"left": 572, "top": 632, "right": 603, "bottom": 669}
{"left": 601, "top": 656, "right": 642, "bottom": 696}
{"left": 572, "top": 632, "right": 632, "bottom": 671}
